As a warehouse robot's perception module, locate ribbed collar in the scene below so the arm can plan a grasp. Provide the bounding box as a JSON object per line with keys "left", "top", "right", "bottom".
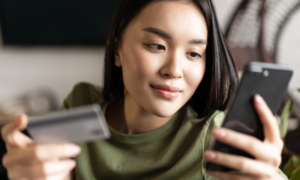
{"left": 101, "top": 99, "right": 186, "bottom": 145}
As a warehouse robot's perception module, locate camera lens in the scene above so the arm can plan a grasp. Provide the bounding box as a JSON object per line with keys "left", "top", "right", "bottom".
{"left": 263, "top": 70, "right": 269, "bottom": 77}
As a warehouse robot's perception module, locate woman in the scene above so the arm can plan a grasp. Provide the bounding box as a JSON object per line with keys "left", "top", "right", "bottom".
{"left": 1, "top": 0, "right": 287, "bottom": 179}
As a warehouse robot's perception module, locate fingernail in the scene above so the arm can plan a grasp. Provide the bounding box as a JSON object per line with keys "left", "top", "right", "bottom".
{"left": 70, "top": 145, "right": 81, "bottom": 155}
{"left": 255, "top": 95, "right": 263, "bottom": 104}
{"left": 213, "top": 128, "right": 226, "bottom": 138}
{"left": 69, "top": 160, "right": 76, "bottom": 167}
{"left": 204, "top": 151, "right": 216, "bottom": 160}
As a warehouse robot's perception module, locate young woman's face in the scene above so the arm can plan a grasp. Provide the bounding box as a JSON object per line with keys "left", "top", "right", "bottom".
{"left": 115, "top": 1, "right": 208, "bottom": 117}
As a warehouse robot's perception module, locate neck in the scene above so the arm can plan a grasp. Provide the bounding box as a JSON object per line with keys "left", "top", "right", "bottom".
{"left": 107, "top": 91, "right": 173, "bottom": 134}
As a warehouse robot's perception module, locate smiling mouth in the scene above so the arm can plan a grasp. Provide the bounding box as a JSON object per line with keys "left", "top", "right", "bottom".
{"left": 150, "top": 84, "right": 182, "bottom": 99}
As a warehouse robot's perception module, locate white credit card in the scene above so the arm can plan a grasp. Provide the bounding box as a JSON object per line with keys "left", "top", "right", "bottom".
{"left": 27, "top": 104, "right": 111, "bottom": 144}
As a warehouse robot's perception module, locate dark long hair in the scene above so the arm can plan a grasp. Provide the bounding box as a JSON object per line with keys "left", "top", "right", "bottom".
{"left": 103, "top": 0, "right": 238, "bottom": 119}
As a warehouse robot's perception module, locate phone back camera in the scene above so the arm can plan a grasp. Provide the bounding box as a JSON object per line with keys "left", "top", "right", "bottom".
{"left": 263, "top": 70, "right": 269, "bottom": 77}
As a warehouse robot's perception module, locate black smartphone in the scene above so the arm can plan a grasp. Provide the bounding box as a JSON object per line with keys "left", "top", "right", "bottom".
{"left": 205, "top": 62, "right": 293, "bottom": 172}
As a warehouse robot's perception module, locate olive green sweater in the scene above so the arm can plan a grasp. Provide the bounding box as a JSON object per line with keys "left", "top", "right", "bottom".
{"left": 62, "top": 82, "right": 287, "bottom": 180}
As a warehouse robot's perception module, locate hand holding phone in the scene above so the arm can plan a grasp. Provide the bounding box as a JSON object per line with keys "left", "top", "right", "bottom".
{"left": 205, "top": 95, "right": 286, "bottom": 179}
{"left": 205, "top": 62, "right": 292, "bottom": 179}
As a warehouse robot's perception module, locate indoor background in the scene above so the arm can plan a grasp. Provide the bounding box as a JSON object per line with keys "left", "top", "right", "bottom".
{"left": 0, "top": 0, "right": 299, "bottom": 113}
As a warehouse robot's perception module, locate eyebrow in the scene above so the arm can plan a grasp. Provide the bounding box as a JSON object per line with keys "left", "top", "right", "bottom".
{"left": 142, "top": 27, "right": 207, "bottom": 45}
{"left": 143, "top": 27, "right": 171, "bottom": 40}
{"left": 189, "top": 39, "right": 207, "bottom": 45}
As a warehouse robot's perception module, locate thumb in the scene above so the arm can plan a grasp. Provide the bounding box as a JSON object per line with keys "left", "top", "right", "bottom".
{"left": 1, "top": 114, "right": 34, "bottom": 149}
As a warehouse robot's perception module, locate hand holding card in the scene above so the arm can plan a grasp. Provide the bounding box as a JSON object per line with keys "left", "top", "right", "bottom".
{"left": 1, "top": 114, "right": 81, "bottom": 179}
{"left": 27, "top": 104, "right": 111, "bottom": 144}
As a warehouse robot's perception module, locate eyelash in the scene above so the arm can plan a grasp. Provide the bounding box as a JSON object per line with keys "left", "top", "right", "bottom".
{"left": 187, "top": 52, "right": 202, "bottom": 58}
{"left": 148, "top": 44, "right": 165, "bottom": 50}
{"left": 147, "top": 44, "right": 202, "bottom": 59}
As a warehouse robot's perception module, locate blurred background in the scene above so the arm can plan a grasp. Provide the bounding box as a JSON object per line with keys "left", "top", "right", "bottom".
{"left": 0, "top": 0, "right": 300, "bottom": 177}
{"left": 0, "top": 0, "right": 299, "bottom": 116}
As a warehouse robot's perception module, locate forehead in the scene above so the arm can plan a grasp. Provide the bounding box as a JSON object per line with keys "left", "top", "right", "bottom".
{"left": 128, "top": 1, "right": 208, "bottom": 40}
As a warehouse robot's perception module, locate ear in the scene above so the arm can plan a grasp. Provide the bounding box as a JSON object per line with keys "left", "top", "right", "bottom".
{"left": 114, "top": 38, "right": 122, "bottom": 67}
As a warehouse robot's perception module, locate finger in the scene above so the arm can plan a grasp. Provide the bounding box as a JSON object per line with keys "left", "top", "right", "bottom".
{"left": 33, "top": 172, "right": 71, "bottom": 180}
{"left": 254, "top": 95, "right": 282, "bottom": 145}
{"left": 205, "top": 170, "right": 260, "bottom": 180}
{"left": 1, "top": 114, "right": 34, "bottom": 149}
{"left": 3, "top": 143, "right": 81, "bottom": 168}
{"left": 8, "top": 159, "right": 75, "bottom": 180}
{"left": 212, "top": 128, "right": 281, "bottom": 165}
{"left": 204, "top": 150, "right": 275, "bottom": 177}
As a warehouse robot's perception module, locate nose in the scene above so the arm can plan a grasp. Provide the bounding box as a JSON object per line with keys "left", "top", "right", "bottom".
{"left": 160, "top": 51, "right": 183, "bottom": 79}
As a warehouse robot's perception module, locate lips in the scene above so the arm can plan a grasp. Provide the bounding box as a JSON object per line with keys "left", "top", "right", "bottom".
{"left": 151, "top": 84, "right": 182, "bottom": 92}
{"left": 151, "top": 84, "right": 182, "bottom": 99}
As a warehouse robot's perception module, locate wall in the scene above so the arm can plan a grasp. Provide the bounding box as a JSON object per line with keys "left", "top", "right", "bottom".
{"left": 0, "top": 45, "right": 105, "bottom": 107}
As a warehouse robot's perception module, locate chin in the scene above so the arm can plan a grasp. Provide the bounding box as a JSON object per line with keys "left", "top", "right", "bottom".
{"left": 146, "top": 101, "right": 182, "bottom": 118}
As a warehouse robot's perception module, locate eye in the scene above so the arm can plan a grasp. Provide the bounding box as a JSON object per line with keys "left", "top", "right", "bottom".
{"left": 148, "top": 44, "right": 166, "bottom": 50}
{"left": 187, "top": 52, "right": 202, "bottom": 59}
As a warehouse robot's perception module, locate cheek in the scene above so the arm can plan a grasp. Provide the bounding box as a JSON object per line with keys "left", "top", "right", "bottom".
{"left": 122, "top": 44, "right": 158, "bottom": 79}
{"left": 185, "top": 60, "right": 206, "bottom": 91}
